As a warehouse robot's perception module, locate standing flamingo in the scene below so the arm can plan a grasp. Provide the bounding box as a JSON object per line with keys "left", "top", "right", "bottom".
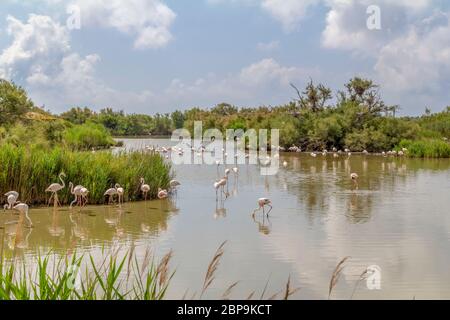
{"left": 13, "top": 203, "right": 32, "bottom": 227}
{"left": 80, "top": 187, "right": 89, "bottom": 207}
{"left": 214, "top": 176, "right": 228, "bottom": 200}
{"left": 252, "top": 198, "right": 272, "bottom": 218}
{"left": 350, "top": 173, "right": 359, "bottom": 190}
{"left": 69, "top": 182, "right": 84, "bottom": 208}
{"left": 140, "top": 178, "right": 150, "bottom": 200}
{"left": 215, "top": 160, "right": 221, "bottom": 177}
{"left": 46, "top": 172, "right": 66, "bottom": 207}
{"left": 115, "top": 184, "right": 124, "bottom": 205}
{"left": 4, "top": 191, "right": 19, "bottom": 210}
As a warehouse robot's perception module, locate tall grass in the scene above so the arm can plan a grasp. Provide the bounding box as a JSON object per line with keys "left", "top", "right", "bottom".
{"left": 0, "top": 249, "right": 173, "bottom": 300}
{"left": 0, "top": 144, "right": 172, "bottom": 205}
{"left": 398, "top": 139, "right": 450, "bottom": 158}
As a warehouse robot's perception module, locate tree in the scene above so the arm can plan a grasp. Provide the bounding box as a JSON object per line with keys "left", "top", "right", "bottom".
{"left": 291, "top": 80, "right": 332, "bottom": 113}
{"left": 61, "top": 107, "right": 94, "bottom": 124}
{"left": 0, "top": 79, "right": 34, "bottom": 125}
{"left": 339, "top": 77, "right": 385, "bottom": 115}
{"left": 211, "top": 103, "right": 238, "bottom": 116}
{"left": 171, "top": 110, "right": 185, "bottom": 129}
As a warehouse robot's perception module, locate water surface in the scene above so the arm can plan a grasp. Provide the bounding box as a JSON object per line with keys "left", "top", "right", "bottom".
{"left": 2, "top": 138, "right": 450, "bottom": 299}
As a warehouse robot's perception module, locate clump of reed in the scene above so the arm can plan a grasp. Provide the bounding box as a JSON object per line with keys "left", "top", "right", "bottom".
{"left": 0, "top": 144, "right": 172, "bottom": 205}
{"left": 398, "top": 139, "right": 450, "bottom": 158}
{"left": 0, "top": 247, "right": 173, "bottom": 300}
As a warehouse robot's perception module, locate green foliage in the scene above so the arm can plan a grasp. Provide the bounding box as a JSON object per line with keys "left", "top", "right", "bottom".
{"left": 0, "top": 79, "right": 34, "bottom": 126}
{"left": 63, "top": 122, "right": 115, "bottom": 150}
{"left": 0, "top": 144, "right": 172, "bottom": 205}
{"left": 60, "top": 107, "right": 94, "bottom": 125}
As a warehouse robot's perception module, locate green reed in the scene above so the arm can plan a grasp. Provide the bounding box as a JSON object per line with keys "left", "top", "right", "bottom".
{"left": 0, "top": 144, "right": 172, "bottom": 205}
{"left": 0, "top": 249, "right": 173, "bottom": 300}
{"left": 399, "top": 139, "right": 450, "bottom": 158}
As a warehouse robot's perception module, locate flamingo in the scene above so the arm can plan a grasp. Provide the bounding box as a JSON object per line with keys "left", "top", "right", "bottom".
{"left": 282, "top": 161, "right": 288, "bottom": 168}
{"left": 80, "top": 187, "right": 89, "bottom": 207}
{"left": 4, "top": 191, "right": 19, "bottom": 210}
{"left": 116, "top": 184, "right": 124, "bottom": 205}
{"left": 252, "top": 198, "right": 272, "bottom": 218}
{"left": 310, "top": 152, "right": 317, "bottom": 158}
{"left": 157, "top": 188, "right": 168, "bottom": 199}
{"left": 46, "top": 172, "right": 66, "bottom": 207}
{"left": 232, "top": 167, "right": 239, "bottom": 175}
{"left": 140, "top": 178, "right": 150, "bottom": 200}
{"left": 215, "top": 160, "right": 221, "bottom": 177}
{"left": 214, "top": 177, "right": 228, "bottom": 201}
{"left": 104, "top": 186, "right": 118, "bottom": 205}
{"left": 13, "top": 203, "right": 32, "bottom": 227}
{"left": 169, "top": 180, "right": 181, "bottom": 193}
{"left": 350, "top": 173, "right": 359, "bottom": 190}
{"left": 69, "top": 182, "right": 84, "bottom": 208}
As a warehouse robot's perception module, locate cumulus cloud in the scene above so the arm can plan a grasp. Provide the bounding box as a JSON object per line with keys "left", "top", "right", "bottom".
{"left": 206, "top": 0, "right": 320, "bottom": 31}
{"left": 239, "top": 58, "right": 306, "bottom": 86}
{"left": 70, "top": 0, "right": 176, "bottom": 49}
{"left": 375, "top": 14, "right": 450, "bottom": 92}
{"left": 162, "top": 58, "right": 317, "bottom": 109}
{"left": 261, "top": 0, "right": 320, "bottom": 31}
{"left": 0, "top": 14, "right": 70, "bottom": 79}
{"left": 0, "top": 14, "right": 153, "bottom": 112}
{"left": 321, "top": 0, "right": 434, "bottom": 53}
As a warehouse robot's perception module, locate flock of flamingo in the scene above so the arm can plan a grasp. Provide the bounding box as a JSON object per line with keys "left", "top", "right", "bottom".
{"left": 2, "top": 173, "right": 181, "bottom": 228}
{"left": 2, "top": 142, "right": 363, "bottom": 230}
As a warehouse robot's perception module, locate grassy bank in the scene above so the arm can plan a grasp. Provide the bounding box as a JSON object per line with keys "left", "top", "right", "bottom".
{"left": 399, "top": 139, "right": 450, "bottom": 158}
{"left": 0, "top": 144, "right": 172, "bottom": 205}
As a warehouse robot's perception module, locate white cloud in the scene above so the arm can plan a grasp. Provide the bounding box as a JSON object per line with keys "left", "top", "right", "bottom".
{"left": 261, "top": 0, "right": 320, "bottom": 31}
{"left": 206, "top": 0, "right": 320, "bottom": 31}
{"left": 71, "top": 0, "right": 176, "bottom": 49}
{"left": 0, "top": 14, "right": 153, "bottom": 112}
{"left": 0, "top": 14, "right": 70, "bottom": 79}
{"left": 321, "top": 0, "right": 434, "bottom": 53}
{"left": 257, "top": 40, "right": 279, "bottom": 51}
{"left": 161, "top": 58, "right": 316, "bottom": 110}
{"left": 375, "top": 17, "right": 450, "bottom": 92}
{"left": 239, "top": 58, "right": 306, "bottom": 86}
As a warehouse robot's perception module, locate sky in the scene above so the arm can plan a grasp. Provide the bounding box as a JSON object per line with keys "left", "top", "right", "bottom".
{"left": 0, "top": 0, "right": 449, "bottom": 116}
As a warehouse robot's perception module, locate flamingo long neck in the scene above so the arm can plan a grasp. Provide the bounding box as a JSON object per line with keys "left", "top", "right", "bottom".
{"left": 59, "top": 174, "right": 65, "bottom": 188}
{"left": 69, "top": 183, "right": 74, "bottom": 194}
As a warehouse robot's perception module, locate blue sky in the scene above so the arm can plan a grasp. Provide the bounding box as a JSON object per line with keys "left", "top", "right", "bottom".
{"left": 0, "top": 0, "right": 449, "bottom": 115}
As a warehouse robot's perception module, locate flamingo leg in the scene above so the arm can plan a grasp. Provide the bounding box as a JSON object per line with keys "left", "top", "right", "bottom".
{"left": 70, "top": 196, "right": 77, "bottom": 209}
{"left": 265, "top": 205, "right": 272, "bottom": 217}
{"left": 48, "top": 193, "right": 54, "bottom": 207}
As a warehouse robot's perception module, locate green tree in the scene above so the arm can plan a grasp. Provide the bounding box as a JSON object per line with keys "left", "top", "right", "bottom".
{"left": 0, "top": 79, "right": 34, "bottom": 125}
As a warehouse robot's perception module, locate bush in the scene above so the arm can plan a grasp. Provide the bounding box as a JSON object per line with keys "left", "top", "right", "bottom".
{"left": 63, "top": 122, "right": 116, "bottom": 150}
